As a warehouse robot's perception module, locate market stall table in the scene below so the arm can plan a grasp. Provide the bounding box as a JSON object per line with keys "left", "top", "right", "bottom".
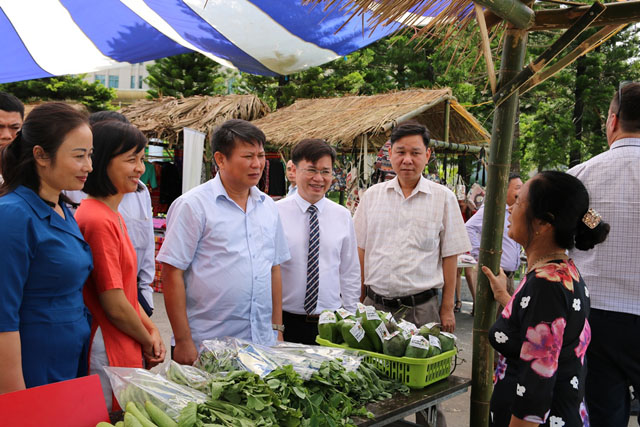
{"left": 355, "top": 375, "right": 471, "bottom": 426}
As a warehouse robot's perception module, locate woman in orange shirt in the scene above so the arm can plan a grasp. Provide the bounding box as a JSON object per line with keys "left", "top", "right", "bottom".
{"left": 76, "top": 120, "right": 165, "bottom": 410}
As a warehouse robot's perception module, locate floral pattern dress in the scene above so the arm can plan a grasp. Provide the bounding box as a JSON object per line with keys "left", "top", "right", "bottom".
{"left": 489, "top": 259, "right": 591, "bottom": 426}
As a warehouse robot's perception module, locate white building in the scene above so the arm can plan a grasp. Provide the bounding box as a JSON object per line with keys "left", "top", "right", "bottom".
{"left": 82, "top": 61, "right": 154, "bottom": 105}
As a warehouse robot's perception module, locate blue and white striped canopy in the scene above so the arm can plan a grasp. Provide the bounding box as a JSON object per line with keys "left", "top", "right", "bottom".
{"left": 0, "top": 0, "right": 435, "bottom": 84}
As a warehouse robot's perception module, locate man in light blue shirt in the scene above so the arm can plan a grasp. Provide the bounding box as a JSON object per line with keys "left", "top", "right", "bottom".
{"left": 465, "top": 173, "right": 522, "bottom": 298}
{"left": 158, "top": 119, "right": 290, "bottom": 365}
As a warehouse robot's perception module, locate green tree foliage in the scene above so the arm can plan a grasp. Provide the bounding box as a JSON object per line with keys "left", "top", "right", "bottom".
{"left": 517, "top": 26, "right": 640, "bottom": 174}
{"left": 235, "top": 32, "right": 487, "bottom": 109}
{"left": 0, "top": 75, "right": 116, "bottom": 111}
{"left": 146, "top": 53, "right": 227, "bottom": 98}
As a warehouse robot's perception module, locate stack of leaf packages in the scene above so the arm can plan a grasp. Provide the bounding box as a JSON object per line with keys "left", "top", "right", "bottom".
{"left": 317, "top": 305, "right": 458, "bottom": 360}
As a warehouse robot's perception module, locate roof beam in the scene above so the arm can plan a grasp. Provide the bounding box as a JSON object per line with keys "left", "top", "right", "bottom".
{"left": 474, "top": 0, "right": 535, "bottom": 29}
{"left": 530, "top": 0, "right": 640, "bottom": 30}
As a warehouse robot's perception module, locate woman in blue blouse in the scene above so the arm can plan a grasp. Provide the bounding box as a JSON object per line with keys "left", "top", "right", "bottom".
{"left": 0, "top": 102, "right": 94, "bottom": 393}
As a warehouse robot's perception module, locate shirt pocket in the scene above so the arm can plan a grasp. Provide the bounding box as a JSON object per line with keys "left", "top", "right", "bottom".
{"left": 409, "top": 218, "right": 440, "bottom": 251}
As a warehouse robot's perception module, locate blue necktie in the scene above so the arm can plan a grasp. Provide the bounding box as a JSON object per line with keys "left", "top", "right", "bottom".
{"left": 304, "top": 204, "right": 320, "bottom": 314}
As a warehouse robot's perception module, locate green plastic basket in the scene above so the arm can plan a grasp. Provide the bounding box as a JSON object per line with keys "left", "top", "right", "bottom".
{"left": 316, "top": 336, "right": 456, "bottom": 389}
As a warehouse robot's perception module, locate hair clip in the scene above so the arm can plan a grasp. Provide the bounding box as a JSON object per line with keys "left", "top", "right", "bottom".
{"left": 582, "top": 208, "right": 601, "bottom": 229}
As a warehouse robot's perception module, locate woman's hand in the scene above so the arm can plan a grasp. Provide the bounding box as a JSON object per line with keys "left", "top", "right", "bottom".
{"left": 143, "top": 328, "right": 166, "bottom": 369}
{"left": 481, "top": 266, "right": 511, "bottom": 307}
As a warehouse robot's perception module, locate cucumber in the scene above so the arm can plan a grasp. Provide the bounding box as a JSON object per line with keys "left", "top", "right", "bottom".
{"left": 125, "top": 401, "right": 158, "bottom": 427}
{"left": 124, "top": 413, "right": 144, "bottom": 427}
{"left": 96, "top": 422, "right": 116, "bottom": 427}
{"left": 134, "top": 402, "right": 151, "bottom": 420}
{"left": 116, "top": 422, "right": 124, "bottom": 427}
{"left": 145, "top": 400, "right": 178, "bottom": 427}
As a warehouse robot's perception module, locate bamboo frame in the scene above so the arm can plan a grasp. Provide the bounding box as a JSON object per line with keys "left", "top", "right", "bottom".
{"left": 492, "top": 1, "right": 606, "bottom": 105}
{"left": 519, "top": 24, "right": 626, "bottom": 95}
{"left": 530, "top": 0, "right": 640, "bottom": 30}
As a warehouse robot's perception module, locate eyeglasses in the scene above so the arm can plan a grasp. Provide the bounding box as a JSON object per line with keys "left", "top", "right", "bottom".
{"left": 299, "top": 168, "right": 333, "bottom": 178}
{"left": 617, "top": 80, "right": 634, "bottom": 116}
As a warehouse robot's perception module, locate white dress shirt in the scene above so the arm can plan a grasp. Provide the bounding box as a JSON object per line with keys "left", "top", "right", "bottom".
{"left": 276, "top": 193, "right": 360, "bottom": 314}
{"left": 353, "top": 176, "right": 471, "bottom": 297}
{"left": 568, "top": 137, "right": 640, "bottom": 316}
{"left": 156, "top": 175, "right": 291, "bottom": 347}
{"left": 65, "top": 186, "right": 155, "bottom": 308}
{"left": 466, "top": 205, "right": 521, "bottom": 272}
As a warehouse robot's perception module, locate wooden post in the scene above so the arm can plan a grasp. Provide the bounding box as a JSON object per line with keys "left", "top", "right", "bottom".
{"left": 470, "top": 20, "right": 528, "bottom": 427}
{"left": 444, "top": 99, "right": 451, "bottom": 143}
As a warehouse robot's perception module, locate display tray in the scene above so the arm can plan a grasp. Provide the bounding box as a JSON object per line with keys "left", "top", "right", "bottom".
{"left": 315, "top": 336, "right": 456, "bottom": 389}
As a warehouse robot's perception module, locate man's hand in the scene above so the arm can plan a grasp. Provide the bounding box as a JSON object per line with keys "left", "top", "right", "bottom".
{"left": 172, "top": 338, "right": 198, "bottom": 366}
{"left": 277, "top": 331, "right": 284, "bottom": 342}
{"left": 440, "top": 306, "right": 456, "bottom": 333}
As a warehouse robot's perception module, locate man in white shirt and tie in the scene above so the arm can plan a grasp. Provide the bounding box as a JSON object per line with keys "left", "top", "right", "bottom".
{"left": 276, "top": 139, "right": 360, "bottom": 344}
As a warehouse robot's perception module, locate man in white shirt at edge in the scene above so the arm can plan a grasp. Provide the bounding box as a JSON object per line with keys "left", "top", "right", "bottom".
{"left": 276, "top": 139, "right": 360, "bottom": 344}
{"left": 158, "top": 119, "right": 290, "bottom": 365}
{"left": 568, "top": 81, "right": 640, "bottom": 426}
{"left": 65, "top": 111, "right": 156, "bottom": 316}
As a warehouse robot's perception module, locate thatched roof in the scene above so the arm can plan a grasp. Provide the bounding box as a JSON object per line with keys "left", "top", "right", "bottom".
{"left": 120, "top": 94, "right": 270, "bottom": 144}
{"left": 253, "top": 88, "right": 489, "bottom": 151}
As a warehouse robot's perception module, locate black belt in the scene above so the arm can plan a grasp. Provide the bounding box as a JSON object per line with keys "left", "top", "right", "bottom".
{"left": 366, "top": 287, "right": 438, "bottom": 309}
{"left": 504, "top": 270, "right": 515, "bottom": 278}
{"left": 283, "top": 311, "right": 320, "bottom": 323}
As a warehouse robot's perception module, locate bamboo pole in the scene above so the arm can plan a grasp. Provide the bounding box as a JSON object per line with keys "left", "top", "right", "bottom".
{"left": 530, "top": 0, "right": 640, "bottom": 30}
{"left": 473, "top": 0, "right": 535, "bottom": 28}
{"left": 475, "top": 3, "right": 498, "bottom": 95}
{"left": 444, "top": 99, "right": 451, "bottom": 143}
{"left": 470, "top": 21, "right": 528, "bottom": 427}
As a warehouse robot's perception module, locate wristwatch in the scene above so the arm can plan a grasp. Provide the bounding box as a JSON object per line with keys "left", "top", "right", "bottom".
{"left": 272, "top": 323, "right": 285, "bottom": 332}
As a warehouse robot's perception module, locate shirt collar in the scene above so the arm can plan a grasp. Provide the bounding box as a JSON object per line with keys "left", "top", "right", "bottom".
{"left": 212, "top": 174, "right": 265, "bottom": 203}
{"left": 388, "top": 176, "right": 432, "bottom": 198}
{"left": 293, "top": 191, "right": 327, "bottom": 213}
{"left": 14, "top": 185, "right": 55, "bottom": 219}
{"left": 14, "top": 185, "right": 85, "bottom": 241}
{"left": 610, "top": 137, "right": 640, "bottom": 150}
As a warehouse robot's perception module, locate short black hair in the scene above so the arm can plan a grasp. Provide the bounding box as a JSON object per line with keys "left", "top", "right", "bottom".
{"left": 89, "top": 110, "right": 129, "bottom": 126}
{"left": 526, "top": 171, "right": 609, "bottom": 251}
{"left": 508, "top": 172, "right": 521, "bottom": 183}
{"left": 390, "top": 120, "right": 430, "bottom": 150}
{"left": 212, "top": 119, "right": 265, "bottom": 158}
{"left": 611, "top": 82, "right": 640, "bottom": 133}
{"left": 0, "top": 91, "right": 25, "bottom": 119}
{"left": 83, "top": 121, "right": 147, "bottom": 197}
{"left": 291, "top": 139, "right": 336, "bottom": 166}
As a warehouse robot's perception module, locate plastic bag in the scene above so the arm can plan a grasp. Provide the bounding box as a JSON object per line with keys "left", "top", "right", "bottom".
{"left": 105, "top": 366, "right": 207, "bottom": 420}
{"left": 165, "top": 360, "right": 222, "bottom": 393}
{"left": 197, "top": 337, "right": 365, "bottom": 380}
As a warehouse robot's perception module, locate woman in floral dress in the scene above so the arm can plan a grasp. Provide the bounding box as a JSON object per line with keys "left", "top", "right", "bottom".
{"left": 482, "top": 171, "right": 610, "bottom": 427}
